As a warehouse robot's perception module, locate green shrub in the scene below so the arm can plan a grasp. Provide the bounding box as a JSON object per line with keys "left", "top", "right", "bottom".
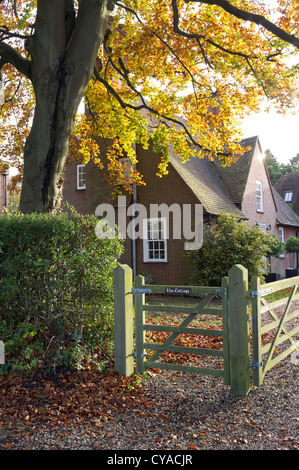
{"left": 189, "top": 212, "right": 274, "bottom": 286}
{"left": 0, "top": 208, "right": 123, "bottom": 374}
{"left": 285, "top": 236, "right": 299, "bottom": 268}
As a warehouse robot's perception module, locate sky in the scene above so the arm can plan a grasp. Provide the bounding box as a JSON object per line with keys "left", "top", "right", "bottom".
{"left": 242, "top": 109, "right": 299, "bottom": 164}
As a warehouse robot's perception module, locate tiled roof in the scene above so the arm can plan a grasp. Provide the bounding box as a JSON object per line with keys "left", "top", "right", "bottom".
{"left": 169, "top": 148, "right": 246, "bottom": 217}
{"left": 272, "top": 186, "right": 299, "bottom": 228}
{"left": 213, "top": 136, "right": 258, "bottom": 205}
{"left": 169, "top": 135, "right": 299, "bottom": 228}
{"left": 274, "top": 172, "right": 299, "bottom": 217}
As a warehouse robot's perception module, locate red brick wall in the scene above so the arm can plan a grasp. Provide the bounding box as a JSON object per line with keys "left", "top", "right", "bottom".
{"left": 241, "top": 143, "right": 298, "bottom": 276}
{"left": 242, "top": 143, "right": 277, "bottom": 230}
{"left": 62, "top": 160, "right": 87, "bottom": 214}
{"left": 63, "top": 141, "right": 202, "bottom": 285}
{"left": 63, "top": 138, "right": 299, "bottom": 284}
{"left": 271, "top": 226, "right": 298, "bottom": 276}
{"left": 134, "top": 142, "right": 201, "bottom": 285}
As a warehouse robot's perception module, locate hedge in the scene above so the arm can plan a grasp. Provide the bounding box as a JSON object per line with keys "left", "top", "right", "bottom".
{"left": 0, "top": 209, "right": 123, "bottom": 374}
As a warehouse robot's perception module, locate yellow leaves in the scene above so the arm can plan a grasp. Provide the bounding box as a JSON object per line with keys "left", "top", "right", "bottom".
{"left": 1, "top": 0, "right": 299, "bottom": 194}
{"left": 73, "top": 6, "right": 299, "bottom": 160}
{"left": 103, "top": 137, "right": 146, "bottom": 193}
{"left": 289, "top": 0, "right": 299, "bottom": 23}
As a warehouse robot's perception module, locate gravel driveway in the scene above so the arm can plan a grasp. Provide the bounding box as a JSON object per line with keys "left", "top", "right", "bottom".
{"left": 1, "top": 356, "right": 298, "bottom": 451}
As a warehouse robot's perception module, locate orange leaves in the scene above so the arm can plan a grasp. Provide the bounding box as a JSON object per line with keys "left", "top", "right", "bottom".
{"left": 145, "top": 314, "right": 223, "bottom": 370}
{"left": 0, "top": 364, "right": 150, "bottom": 434}
{"left": 106, "top": 1, "right": 297, "bottom": 169}
{"left": 1, "top": 0, "right": 299, "bottom": 196}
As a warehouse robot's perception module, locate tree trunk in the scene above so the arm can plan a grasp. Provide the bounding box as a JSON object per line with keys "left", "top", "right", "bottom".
{"left": 19, "top": 0, "right": 115, "bottom": 213}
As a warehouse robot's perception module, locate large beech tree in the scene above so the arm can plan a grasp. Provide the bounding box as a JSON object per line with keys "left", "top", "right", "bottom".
{"left": 0, "top": 0, "right": 299, "bottom": 213}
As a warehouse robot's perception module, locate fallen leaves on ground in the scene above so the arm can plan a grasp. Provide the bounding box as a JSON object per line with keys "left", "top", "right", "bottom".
{"left": 0, "top": 360, "right": 149, "bottom": 437}
{"left": 0, "top": 317, "right": 225, "bottom": 441}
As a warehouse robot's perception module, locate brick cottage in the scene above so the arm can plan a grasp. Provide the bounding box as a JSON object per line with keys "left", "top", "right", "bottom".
{"left": 62, "top": 135, "right": 299, "bottom": 284}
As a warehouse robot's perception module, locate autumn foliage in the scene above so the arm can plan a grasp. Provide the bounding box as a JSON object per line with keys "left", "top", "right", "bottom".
{"left": 0, "top": 1, "right": 299, "bottom": 202}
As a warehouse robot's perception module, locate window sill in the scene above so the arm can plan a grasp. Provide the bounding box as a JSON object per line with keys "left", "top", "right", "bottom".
{"left": 143, "top": 259, "right": 168, "bottom": 263}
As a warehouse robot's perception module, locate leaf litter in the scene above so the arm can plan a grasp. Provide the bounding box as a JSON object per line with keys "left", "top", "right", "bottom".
{"left": 0, "top": 304, "right": 298, "bottom": 450}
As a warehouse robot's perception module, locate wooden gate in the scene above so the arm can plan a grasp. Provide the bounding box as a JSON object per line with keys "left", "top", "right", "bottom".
{"left": 251, "top": 275, "right": 299, "bottom": 387}
{"left": 133, "top": 273, "right": 230, "bottom": 384}
{"left": 114, "top": 264, "right": 252, "bottom": 396}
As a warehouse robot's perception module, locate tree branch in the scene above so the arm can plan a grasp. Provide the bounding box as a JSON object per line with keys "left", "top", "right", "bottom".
{"left": 172, "top": 0, "right": 259, "bottom": 60}
{"left": 0, "top": 26, "right": 28, "bottom": 40}
{"left": 93, "top": 67, "right": 231, "bottom": 159}
{"left": 0, "top": 41, "right": 31, "bottom": 79}
{"left": 185, "top": 0, "right": 299, "bottom": 49}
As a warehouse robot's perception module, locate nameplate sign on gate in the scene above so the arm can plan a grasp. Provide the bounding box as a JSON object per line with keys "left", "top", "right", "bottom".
{"left": 165, "top": 287, "right": 191, "bottom": 295}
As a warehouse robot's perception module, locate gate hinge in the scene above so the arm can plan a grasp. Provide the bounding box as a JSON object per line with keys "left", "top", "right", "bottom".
{"left": 251, "top": 287, "right": 273, "bottom": 298}
{"left": 130, "top": 351, "right": 149, "bottom": 358}
{"left": 215, "top": 288, "right": 222, "bottom": 299}
{"left": 250, "top": 360, "right": 263, "bottom": 370}
{"left": 131, "top": 288, "right": 152, "bottom": 294}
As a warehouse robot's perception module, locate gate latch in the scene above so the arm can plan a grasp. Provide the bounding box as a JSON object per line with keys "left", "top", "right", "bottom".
{"left": 250, "top": 361, "right": 263, "bottom": 370}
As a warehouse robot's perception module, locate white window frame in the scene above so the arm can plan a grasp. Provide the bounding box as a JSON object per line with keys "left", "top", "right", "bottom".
{"left": 278, "top": 227, "right": 285, "bottom": 258}
{"left": 77, "top": 164, "right": 86, "bottom": 190}
{"left": 256, "top": 180, "right": 264, "bottom": 212}
{"left": 143, "top": 218, "right": 167, "bottom": 263}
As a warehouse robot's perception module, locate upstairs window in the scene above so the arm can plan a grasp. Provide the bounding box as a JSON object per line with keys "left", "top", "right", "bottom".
{"left": 284, "top": 190, "right": 294, "bottom": 203}
{"left": 77, "top": 164, "right": 86, "bottom": 190}
{"left": 143, "top": 218, "right": 167, "bottom": 262}
{"left": 256, "top": 180, "right": 263, "bottom": 212}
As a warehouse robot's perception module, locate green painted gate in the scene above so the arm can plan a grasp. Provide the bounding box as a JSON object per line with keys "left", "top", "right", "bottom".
{"left": 114, "top": 263, "right": 252, "bottom": 396}
{"left": 133, "top": 273, "right": 230, "bottom": 383}
{"left": 251, "top": 274, "right": 299, "bottom": 387}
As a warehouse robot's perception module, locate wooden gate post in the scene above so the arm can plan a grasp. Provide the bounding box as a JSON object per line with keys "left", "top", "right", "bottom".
{"left": 114, "top": 264, "right": 134, "bottom": 377}
{"left": 134, "top": 274, "right": 146, "bottom": 375}
{"left": 228, "top": 265, "right": 251, "bottom": 396}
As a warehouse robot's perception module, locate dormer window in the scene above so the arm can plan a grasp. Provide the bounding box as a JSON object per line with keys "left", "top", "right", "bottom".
{"left": 256, "top": 180, "right": 263, "bottom": 212}
{"left": 284, "top": 190, "right": 294, "bottom": 203}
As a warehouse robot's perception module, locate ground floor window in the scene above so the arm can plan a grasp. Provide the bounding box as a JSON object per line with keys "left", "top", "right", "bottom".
{"left": 278, "top": 227, "right": 285, "bottom": 258}
{"left": 143, "top": 218, "right": 167, "bottom": 262}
